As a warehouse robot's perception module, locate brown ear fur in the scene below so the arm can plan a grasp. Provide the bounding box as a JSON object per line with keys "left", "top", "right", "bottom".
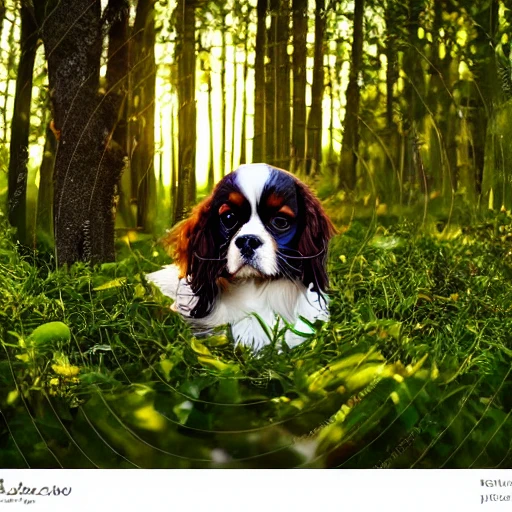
{"left": 162, "top": 197, "right": 225, "bottom": 318}
{"left": 296, "top": 181, "right": 337, "bottom": 292}
{"left": 162, "top": 197, "right": 213, "bottom": 278}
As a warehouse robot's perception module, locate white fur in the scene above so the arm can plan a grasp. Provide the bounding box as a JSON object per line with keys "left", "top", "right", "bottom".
{"left": 146, "top": 264, "right": 328, "bottom": 351}
{"left": 235, "top": 163, "right": 271, "bottom": 210}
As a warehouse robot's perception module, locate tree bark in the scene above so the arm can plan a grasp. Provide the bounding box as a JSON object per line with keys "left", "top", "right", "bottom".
{"left": 8, "top": 4, "right": 38, "bottom": 244}
{"left": 253, "top": 0, "right": 267, "bottom": 163}
{"left": 292, "top": 0, "right": 307, "bottom": 174}
{"left": 41, "top": 0, "right": 125, "bottom": 265}
{"left": 305, "top": 0, "right": 325, "bottom": 176}
{"left": 36, "top": 122, "right": 56, "bottom": 243}
{"left": 130, "top": 0, "right": 156, "bottom": 231}
{"left": 239, "top": 29, "right": 249, "bottom": 165}
{"left": 174, "top": 0, "right": 197, "bottom": 222}
{"left": 275, "top": 0, "right": 291, "bottom": 169}
{"left": 265, "top": 0, "right": 278, "bottom": 165}
{"left": 105, "top": 0, "right": 132, "bottom": 228}
{"left": 219, "top": 12, "right": 227, "bottom": 176}
{"left": 337, "top": 0, "right": 364, "bottom": 189}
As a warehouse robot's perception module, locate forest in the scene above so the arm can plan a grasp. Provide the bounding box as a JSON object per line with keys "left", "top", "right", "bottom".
{"left": 0, "top": 0, "right": 511, "bottom": 469}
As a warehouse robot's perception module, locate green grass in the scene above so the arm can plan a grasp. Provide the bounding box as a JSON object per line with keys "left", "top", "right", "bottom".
{"left": 0, "top": 213, "right": 511, "bottom": 468}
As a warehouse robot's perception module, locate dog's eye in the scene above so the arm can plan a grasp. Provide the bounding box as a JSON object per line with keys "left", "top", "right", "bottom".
{"left": 270, "top": 216, "right": 291, "bottom": 232}
{"left": 220, "top": 210, "right": 238, "bottom": 230}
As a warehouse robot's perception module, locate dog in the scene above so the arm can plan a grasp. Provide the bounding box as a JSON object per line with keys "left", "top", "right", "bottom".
{"left": 147, "top": 163, "right": 336, "bottom": 350}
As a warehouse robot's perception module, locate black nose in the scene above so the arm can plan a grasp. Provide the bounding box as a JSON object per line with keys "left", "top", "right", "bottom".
{"left": 235, "top": 235, "right": 263, "bottom": 256}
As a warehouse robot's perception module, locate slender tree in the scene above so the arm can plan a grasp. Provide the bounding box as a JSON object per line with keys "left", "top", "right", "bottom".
{"left": 305, "top": 0, "right": 325, "bottom": 176}
{"left": 253, "top": 0, "right": 267, "bottom": 162}
{"left": 8, "top": 4, "right": 38, "bottom": 244}
{"left": 337, "top": 0, "right": 364, "bottom": 189}
{"left": 265, "top": 0, "right": 278, "bottom": 165}
{"left": 219, "top": 9, "right": 227, "bottom": 176}
{"left": 36, "top": 121, "right": 56, "bottom": 242}
{"left": 291, "top": 0, "right": 307, "bottom": 174}
{"left": 105, "top": 0, "right": 132, "bottom": 228}
{"left": 174, "top": 0, "right": 197, "bottom": 222}
{"left": 239, "top": 21, "right": 249, "bottom": 165}
{"left": 131, "top": 0, "right": 157, "bottom": 230}
{"left": 275, "top": 0, "right": 291, "bottom": 169}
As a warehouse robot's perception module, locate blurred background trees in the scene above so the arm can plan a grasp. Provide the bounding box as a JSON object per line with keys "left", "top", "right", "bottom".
{"left": 0, "top": 0, "right": 510, "bottom": 264}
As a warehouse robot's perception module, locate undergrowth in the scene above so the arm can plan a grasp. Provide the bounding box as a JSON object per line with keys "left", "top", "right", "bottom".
{"left": 0, "top": 213, "right": 511, "bottom": 468}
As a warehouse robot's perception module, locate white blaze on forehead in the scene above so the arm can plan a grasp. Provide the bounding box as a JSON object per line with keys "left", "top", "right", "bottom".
{"left": 234, "top": 164, "right": 271, "bottom": 210}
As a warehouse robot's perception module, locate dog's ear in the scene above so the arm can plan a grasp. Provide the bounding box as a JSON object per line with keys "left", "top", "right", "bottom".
{"left": 296, "top": 180, "right": 336, "bottom": 293}
{"left": 163, "top": 198, "right": 224, "bottom": 318}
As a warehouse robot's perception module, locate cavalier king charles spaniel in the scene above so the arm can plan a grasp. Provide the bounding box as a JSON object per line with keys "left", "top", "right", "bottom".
{"left": 147, "top": 163, "right": 336, "bottom": 350}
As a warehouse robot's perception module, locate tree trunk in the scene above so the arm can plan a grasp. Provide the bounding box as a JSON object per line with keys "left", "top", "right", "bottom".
{"left": 41, "top": 0, "right": 125, "bottom": 265}
{"left": 291, "top": 0, "right": 307, "bottom": 174}
{"left": 8, "top": 4, "right": 38, "bottom": 244}
{"left": 131, "top": 0, "right": 156, "bottom": 231}
{"left": 2, "top": 16, "right": 16, "bottom": 144}
{"left": 337, "top": 0, "right": 364, "bottom": 189}
{"left": 305, "top": 0, "right": 325, "bottom": 176}
{"left": 174, "top": 0, "right": 197, "bottom": 222}
{"left": 275, "top": 0, "right": 290, "bottom": 169}
{"left": 401, "top": 0, "right": 427, "bottom": 187}
{"left": 239, "top": 29, "right": 249, "bottom": 165}
{"left": 265, "top": 0, "right": 278, "bottom": 165}
{"left": 37, "top": 122, "right": 56, "bottom": 244}
{"left": 0, "top": 1, "right": 5, "bottom": 42}
{"left": 253, "top": 0, "right": 267, "bottom": 163}
{"left": 219, "top": 14, "right": 227, "bottom": 176}
{"left": 207, "top": 63, "right": 215, "bottom": 192}
{"left": 105, "top": 0, "right": 132, "bottom": 228}
{"left": 231, "top": 45, "right": 238, "bottom": 171}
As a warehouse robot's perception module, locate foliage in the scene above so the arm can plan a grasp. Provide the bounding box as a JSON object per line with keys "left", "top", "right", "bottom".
{"left": 0, "top": 214, "right": 510, "bottom": 468}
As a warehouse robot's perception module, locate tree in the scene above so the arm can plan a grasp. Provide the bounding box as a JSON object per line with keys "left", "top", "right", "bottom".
{"left": 174, "top": 0, "right": 197, "bottom": 222}
{"left": 130, "top": 0, "right": 157, "bottom": 230}
{"left": 253, "top": 0, "right": 267, "bottom": 163}
{"left": 291, "top": 0, "right": 307, "bottom": 174}
{"left": 7, "top": 3, "right": 38, "bottom": 244}
{"left": 36, "top": 0, "right": 126, "bottom": 265}
{"left": 305, "top": 0, "right": 325, "bottom": 176}
{"left": 337, "top": 0, "right": 364, "bottom": 189}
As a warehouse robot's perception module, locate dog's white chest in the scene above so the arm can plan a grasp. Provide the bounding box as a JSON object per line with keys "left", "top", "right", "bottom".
{"left": 146, "top": 265, "right": 328, "bottom": 350}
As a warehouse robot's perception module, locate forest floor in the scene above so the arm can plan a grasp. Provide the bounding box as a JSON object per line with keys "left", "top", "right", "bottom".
{"left": 0, "top": 213, "right": 511, "bottom": 468}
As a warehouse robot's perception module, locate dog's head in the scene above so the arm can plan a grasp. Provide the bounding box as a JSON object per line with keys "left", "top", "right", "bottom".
{"left": 165, "top": 164, "right": 336, "bottom": 318}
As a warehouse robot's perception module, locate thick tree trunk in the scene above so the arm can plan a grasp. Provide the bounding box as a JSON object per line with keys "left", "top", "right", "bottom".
{"left": 174, "top": 0, "right": 197, "bottom": 222}
{"left": 337, "top": 0, "right": 364, "bottom": 189}
{"left": 291, "top": 0, "right": 307, "bottom": 174}
{"left": 131, "top": 0, "right": 156, "bottom": 231}
{"left": 8, "top": 4, "right": 38, "bottom": 244}
{"left": 253, "top": 0, "right": 267, "bottom": 163}
{"left": 305, "top": 0, "right": 325, "bottom": 176}
{"left": 41, "top": 0, "right": 125, "bottom": 265}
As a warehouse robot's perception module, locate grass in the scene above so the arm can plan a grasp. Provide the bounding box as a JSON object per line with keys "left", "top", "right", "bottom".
{"left": 0, "top": 212, "right": 511, "bottom": 468}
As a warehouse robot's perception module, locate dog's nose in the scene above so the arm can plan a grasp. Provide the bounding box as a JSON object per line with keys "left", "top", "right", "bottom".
{"left": 235, "top": 235, "right": 263, "bottom": 256}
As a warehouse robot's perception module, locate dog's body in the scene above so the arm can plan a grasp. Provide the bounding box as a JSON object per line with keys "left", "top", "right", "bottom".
{"left": 147, "top": 164, "right": 335, "bottom": 350}
{"left": 147, "top": 264, "right": 329, "bottom": 350}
